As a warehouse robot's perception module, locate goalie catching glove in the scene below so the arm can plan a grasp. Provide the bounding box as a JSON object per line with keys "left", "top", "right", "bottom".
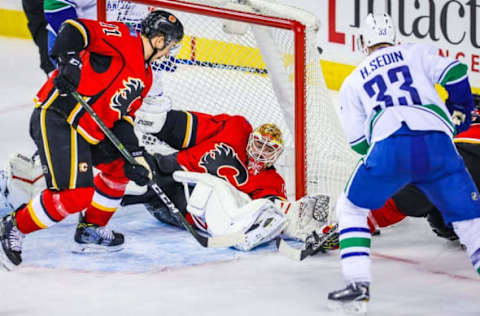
{"left": 279, "top": 194, "right": 331, "bottom": 242}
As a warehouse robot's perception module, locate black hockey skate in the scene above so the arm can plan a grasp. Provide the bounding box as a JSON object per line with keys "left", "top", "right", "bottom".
{"left": 327, "top": 282, "right": 370, "bottom": 315}
{"left": 73, "top": 213, "right": 125, "bottom": 254}
{"left": 0, "top": 212, "right": 24, "bottom": 270}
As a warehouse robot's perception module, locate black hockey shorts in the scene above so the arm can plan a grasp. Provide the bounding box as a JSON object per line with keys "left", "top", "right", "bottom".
{"left": 456, "top": 142, "right": 480, "bottom": 190}
{"left": 30, "top": 108, "right": 94, "bottom": 190}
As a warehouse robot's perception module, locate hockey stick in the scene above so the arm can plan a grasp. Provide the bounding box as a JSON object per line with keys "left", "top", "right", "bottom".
{"left": 71, "top": 91, "right": 244, "bottom": 248}
{"left": 276, "top": 223, "right": 339, "bottom": 261}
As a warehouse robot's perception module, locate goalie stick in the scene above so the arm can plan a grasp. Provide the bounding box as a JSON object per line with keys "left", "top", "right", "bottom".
{"left": 276, "top": 223, "right": 339, "bottom": 261}
{"left": 71, "top": 91, "right": 245, "bottom": 248}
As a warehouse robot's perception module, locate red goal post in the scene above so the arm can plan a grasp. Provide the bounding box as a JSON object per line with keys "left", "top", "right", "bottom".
{"left": 97, "top": 0, "right": 357, "bottom": 210}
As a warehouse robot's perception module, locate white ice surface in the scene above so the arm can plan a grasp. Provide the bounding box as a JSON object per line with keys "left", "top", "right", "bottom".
{"left": 0, "top": 37, "right": 479, "bottom": 316}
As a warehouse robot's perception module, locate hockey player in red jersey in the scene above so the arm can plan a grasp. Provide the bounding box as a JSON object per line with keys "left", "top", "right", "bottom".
{"left": 151, "top": 111, "right": 287, "bottom": 199}
{"left": 123, "top": 107, "right": 331, "bottom": 250}
{"left": 0, "top": 10, "right": 184, "bottom": 270}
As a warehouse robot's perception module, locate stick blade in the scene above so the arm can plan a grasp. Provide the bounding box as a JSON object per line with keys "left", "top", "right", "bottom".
{"left": 276, "top": 238, "right": 304, "bottom": 261}
{"left": 206, "top": 232, "right": 245, "bottom": 248}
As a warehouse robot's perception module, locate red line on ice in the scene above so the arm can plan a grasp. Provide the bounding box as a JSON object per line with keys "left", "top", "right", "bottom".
{"left": 372, "top": 251, "right": 480, "bottom": 282}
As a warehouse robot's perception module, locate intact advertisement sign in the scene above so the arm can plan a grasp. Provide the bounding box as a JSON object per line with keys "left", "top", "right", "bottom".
{"left": 280, "top": 0, "right": 479, "bottom": 88}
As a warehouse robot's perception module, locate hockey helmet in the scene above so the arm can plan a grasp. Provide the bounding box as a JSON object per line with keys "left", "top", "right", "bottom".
{"left": 141, "top": 10, "right": 184, "bottom": 46}
{"left": 247, "top": 123, "right": 284, "bottom": 175}
{"left": 358, "top": 13, "right": 396, "bottom": 53}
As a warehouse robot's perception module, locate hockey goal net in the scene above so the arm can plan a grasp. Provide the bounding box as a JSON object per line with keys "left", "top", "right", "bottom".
{"left": 100, "top": 0, "right": 358, "bottom": 213}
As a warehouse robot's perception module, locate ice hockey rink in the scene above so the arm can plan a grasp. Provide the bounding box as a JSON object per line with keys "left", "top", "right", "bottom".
{"left": 0, "top": 37, "right": 479, "bottom": 316}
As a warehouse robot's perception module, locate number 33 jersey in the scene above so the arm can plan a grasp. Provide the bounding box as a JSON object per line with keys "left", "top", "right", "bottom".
{"left": 339, "top": 43, "right": 467, "bottom": 151}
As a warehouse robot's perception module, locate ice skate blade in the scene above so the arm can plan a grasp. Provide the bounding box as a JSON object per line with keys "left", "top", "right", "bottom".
{"left": 327, "top": 299, "right": 367, "bottom": 315}
{"left": 72, "top": 242, "right": 124, "bottom": 254}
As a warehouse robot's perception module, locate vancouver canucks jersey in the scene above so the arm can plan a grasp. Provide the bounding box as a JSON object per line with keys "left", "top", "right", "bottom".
{"left": 340, "top": 43, "right": 468, "bottom": 154}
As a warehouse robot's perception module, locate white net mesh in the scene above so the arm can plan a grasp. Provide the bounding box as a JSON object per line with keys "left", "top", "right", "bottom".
{"left": 105, "top": 0, "right": 358, "bottom": 217}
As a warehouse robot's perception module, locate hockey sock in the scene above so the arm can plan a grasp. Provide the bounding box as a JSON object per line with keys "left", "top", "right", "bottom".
{"left": 16, "top": 188, "right": 94, "bottom": 234}
{"left": 369, "top": 198, "right": 406, "bottom": 231}
{"left": 84, "top": 172, "right": 128, "bottom": 226}
{"left": 452, "top": 218, "right": 480, "bottom": 274}
{"left": 337, "top": 193, "right": 372, "bottom": 283}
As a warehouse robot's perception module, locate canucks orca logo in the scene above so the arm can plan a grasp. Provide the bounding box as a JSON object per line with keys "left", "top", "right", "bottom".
{"left": 199, "top": 143, "right": 248, "bottom": 186}
{"left": 111, "top": 78, "right": 144, "bottom": 117}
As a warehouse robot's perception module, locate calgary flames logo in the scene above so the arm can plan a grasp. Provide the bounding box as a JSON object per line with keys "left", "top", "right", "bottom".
{"left": 110, "top": 78, "right": 144, "bottom": 117}
{"left": 199, "top": 143, "right": 248, "bottom": 186}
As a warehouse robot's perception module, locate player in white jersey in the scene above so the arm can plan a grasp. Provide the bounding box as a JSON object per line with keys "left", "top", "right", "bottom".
{"left": 44, "top": 0, "right": 97, "bottom": 65}
{"left": 327, "top": 13, "right": 479, "bottom": 314}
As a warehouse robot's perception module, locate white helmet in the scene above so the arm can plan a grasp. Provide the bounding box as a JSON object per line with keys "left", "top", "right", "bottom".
{"left": 358, "top": 13, "right": 396, "bottom": 53}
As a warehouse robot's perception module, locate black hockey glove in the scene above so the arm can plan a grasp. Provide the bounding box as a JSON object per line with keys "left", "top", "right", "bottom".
{"left": 54, "top": 51, "right": 82, "bottom": 94}
{"left": 123, "top": 151, "right": 153, "bottom": 186}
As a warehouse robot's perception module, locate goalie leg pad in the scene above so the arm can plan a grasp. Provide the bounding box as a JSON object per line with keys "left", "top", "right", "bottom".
{"left": 194, "top": 183, "right": 256, "bottom": 236}
{"left": 234, "top": 201, "right": 287, "bottom": 251}
{"left": 174, "top": 171, "right": 287, "bottom": 249}
{"left": 173, "top": 171, "right": 251, "bottom": 234}
{"left": 5, "top": 153, "right": 46, "bottom": 209}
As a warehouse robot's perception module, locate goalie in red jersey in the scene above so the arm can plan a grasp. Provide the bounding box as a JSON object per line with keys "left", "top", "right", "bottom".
{"left": 122, "top": 102, "right": 332, "bottom": 251}
{"left": 0, "top": 10, "right": 185, "bottom": 269}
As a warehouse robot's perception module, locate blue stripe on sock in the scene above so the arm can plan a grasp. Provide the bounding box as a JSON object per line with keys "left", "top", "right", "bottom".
{"left": 340, "top": 227, "right": 370, "bottom": 235}
{"left": 471, "top": 248, "right": 480, "bottom": 266}
{"left": 341, "top": 252, "right": 370, "bottom": 259}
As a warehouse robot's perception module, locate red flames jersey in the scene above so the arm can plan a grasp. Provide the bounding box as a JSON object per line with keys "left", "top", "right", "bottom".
{"left": 35, "top": 19, "right": 152, "bottom": 144}
{"left": 176, "top": 112, "right": 287, "bottom": 200}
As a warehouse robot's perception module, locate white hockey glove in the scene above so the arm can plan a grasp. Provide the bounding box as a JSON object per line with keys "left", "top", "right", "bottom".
{"left": 134, "top": 94, "right": 172, "bottom": 134}
{"left": 280, "top": 194, "right": 331, "bottom": 242}
{"left": 173, "top": 171, "right": 287, "bottom": 251}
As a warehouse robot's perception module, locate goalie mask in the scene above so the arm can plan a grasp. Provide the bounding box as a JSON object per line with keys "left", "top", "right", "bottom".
{"left": 247, "top": 123, "right": 284, "bottom": 175}
{"left": 357, "top": 13, "right": 396, "bottom": 55}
